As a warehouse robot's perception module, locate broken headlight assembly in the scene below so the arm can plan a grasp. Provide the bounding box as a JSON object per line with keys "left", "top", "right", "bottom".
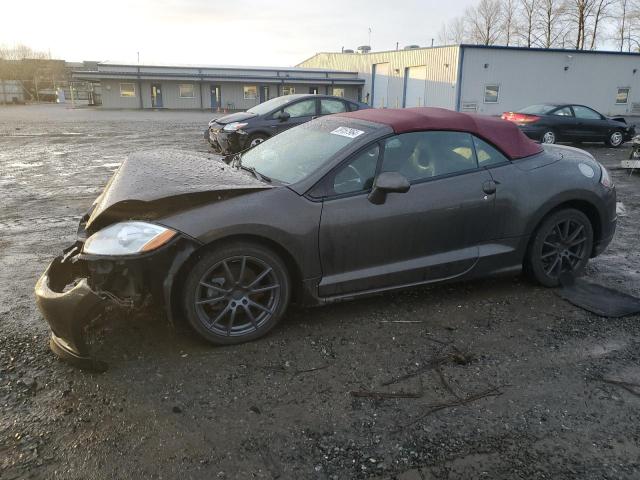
{"left": 83, "top": 221, "right": 177, "bottom": 256}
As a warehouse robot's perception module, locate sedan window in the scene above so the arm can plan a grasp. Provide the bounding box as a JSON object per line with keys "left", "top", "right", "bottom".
{"left": 332, "top": 145, "right": 380, "bottom": 195}
{"left": 573, "top": 106, "right": 602, "bottom": 120}
{"left": 381, "top": 131, "right": 478, "bottom": 182}
{"left": 473, "top": 137, "right": 509, "bottom": 167}
{"left": 552, "top": 107, "right": 573, "bottom": 117}
{"left": 283, "top": 99, "right": 316, "bottom": 118}
{"left": 320, "top": 99, "right": 348, "bottom": 115}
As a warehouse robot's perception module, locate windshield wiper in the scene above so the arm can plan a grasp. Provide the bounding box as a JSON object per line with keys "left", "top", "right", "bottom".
{"left": 230, "top": 152, "right": 271, "bottom": 183}
{"left": 242, "top": 164, "right": 272, "bottom": 183}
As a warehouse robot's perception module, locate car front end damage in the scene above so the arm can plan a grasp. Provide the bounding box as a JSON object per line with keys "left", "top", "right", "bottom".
{"left": 35, "top": 226, "right": 200, "bottom": 370}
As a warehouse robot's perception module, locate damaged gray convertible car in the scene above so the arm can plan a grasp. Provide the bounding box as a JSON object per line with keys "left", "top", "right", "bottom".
{"left": 35, "top": 107, "right": 617, "bottom": 369}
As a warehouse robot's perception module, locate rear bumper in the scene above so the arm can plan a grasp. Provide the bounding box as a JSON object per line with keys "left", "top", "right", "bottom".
{"left": 518, "top": 125, "right": 547, "bottom": 141}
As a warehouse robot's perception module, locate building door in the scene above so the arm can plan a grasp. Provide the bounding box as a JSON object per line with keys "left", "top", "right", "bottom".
{"left": 259, "top": 85, "right": 269, "bottom": 103}
{"left": 151, "top": 84, "right": 163, "bottom": 108}
{"left": 210, "top": 85, "right": 221, "bottom": 111}
{"left": 309, "top": 86, "right": 319, "bottom": 94}
{"left": 372, "top": 63, "right": 390, "bottom": 108}
{"left": 404, "top": 66, "right": 427, "bottom": 107}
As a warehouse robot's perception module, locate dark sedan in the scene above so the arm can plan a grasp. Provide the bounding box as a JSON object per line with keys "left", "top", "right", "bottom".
{"left": 206, "top": 94, "right": 369, "bottom": 154}
{"left": 502, "top": 104, "right": 635, "bottom": 147}
{"left": 36, "top": 108, "right": 616, "bottom": 369}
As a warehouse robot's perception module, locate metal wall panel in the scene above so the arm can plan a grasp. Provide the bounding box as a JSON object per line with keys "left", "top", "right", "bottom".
{"left": 297, "top": 46, "right": 460, "bottom": 109}
{"left": 460, "top": 47, "right": 640, "bottom": 116}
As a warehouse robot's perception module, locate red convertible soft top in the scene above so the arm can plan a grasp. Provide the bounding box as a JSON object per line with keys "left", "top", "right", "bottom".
{"left": 336, "top": 107, "right": 543, "bottom": 160}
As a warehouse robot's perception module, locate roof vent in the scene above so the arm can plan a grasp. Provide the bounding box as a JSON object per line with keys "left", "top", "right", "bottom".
{"left": 357, "top": 45, "right": 372, "bottom": 54}
{"left": 404, "top": 45, "right": 420, "bottom": 50}
{"left": 343, "top": 49, "right": 355, "bottom": 54}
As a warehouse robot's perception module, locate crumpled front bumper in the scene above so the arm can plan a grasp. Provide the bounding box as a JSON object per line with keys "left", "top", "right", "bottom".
{"left": 35, "top": 250, "right": 108, "bottom": 371}
{"left": 34, "top": 237, "right": 199, "bottom": 371}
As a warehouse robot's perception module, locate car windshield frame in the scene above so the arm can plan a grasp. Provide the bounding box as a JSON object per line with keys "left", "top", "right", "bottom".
{"left": 239, "top": 118, "right": 378, "bottom": 185}
{"left": 518, "top": 104, "right": 558, "bottom": 115}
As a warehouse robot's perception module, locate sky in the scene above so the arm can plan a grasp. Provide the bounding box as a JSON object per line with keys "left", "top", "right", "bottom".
{"left": 0, "top": 0, "right": 478, "bottom": 66}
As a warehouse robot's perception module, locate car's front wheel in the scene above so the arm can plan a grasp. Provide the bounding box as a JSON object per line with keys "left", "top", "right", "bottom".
{"left": 248, "top": 133, "right": 269, "bottom": 148}
{"left": 541, "top": 129, "right": 556, "bottom": 144}
{"left": 526, "top": 209, "right": 593, "bottom": 287}
{"left": 182, "top": 242, "right": 291, "bottom": 345}
{"left": 606, "top": 130, "right": 624, "bottom": 148}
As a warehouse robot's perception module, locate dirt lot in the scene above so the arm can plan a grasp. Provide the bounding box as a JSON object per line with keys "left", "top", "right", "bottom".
{"left": 1, "top": 104, "right": 640, "bottom": 480}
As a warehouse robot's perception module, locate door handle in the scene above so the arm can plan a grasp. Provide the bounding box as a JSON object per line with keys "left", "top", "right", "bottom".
{"left": 482, "top": 180, "right": 497, "bottom": 195}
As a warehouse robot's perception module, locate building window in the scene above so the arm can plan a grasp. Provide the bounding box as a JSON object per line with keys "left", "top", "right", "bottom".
{"left": 332, "top": 87, "right": 345, "bottom": 97}
{"left": 178, "top": 84, "right": 195, "bottom": 98}
{"left": 484, "top": 85, "right": 499, "bottom": 103}
{"left": 244, "top": 86, "right": 257, "bottom": 100}
{"left": 282, "top": 86, "right": 295, "bottom": 95}
{"left": 617, "top": 87, "right": 630, "bottom": 104}
{"left": 119, "top": 83, "right": 136, "bottom": 97}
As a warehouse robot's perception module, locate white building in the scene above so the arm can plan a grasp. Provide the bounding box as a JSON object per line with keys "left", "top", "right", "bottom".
{"left": 298, "top": 45, "right": 640, "bottom": 116}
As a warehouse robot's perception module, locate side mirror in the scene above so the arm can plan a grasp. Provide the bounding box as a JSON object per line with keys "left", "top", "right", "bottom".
{"left": 368, "top": 172, "right": 410, "bottom": 205}
{"left": 277, "top": 111, "right": 291, "bottom": 121}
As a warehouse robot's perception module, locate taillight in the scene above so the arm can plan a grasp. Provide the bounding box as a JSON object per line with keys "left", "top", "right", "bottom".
{"left": 502, "top": 112, "right": 540, "bottom": 124}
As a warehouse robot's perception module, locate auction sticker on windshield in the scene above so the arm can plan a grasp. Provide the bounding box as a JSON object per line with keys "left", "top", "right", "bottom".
{"left": 331, "top": 126, "right": 365, "bottom": 139}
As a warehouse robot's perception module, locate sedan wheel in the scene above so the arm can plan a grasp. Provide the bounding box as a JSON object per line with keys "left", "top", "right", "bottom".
{"left": 249, "top": 134, "right": 268, "bottom": 148}
{"left": 541, "top": 130, "right": 556, "bottom": 144}
{"left": 607, "top": 130, "right": 624, "bottom": 148}
{"left": 182, "top": 242, "right": 290, "bottom": 345}
{"left": 526, "top": 209, "right": 593, "bottom": 287}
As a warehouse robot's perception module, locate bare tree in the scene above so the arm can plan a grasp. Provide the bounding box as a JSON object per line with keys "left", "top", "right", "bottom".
{"left": 587, "top": 0, "right": 617, "bottom": 48}
{"left": 537, "top": 0, "right": 569, "bottom": 47}
{"left": 438, "top": 16, "right": 470, "bottom": 44}
{"left": 467, "top": 0, "right": 504, "bottom": 45}
{"left": 566, "top": 0, "right": 597, "bottom": 49}
{"left": 518, "top": 0, "right": 540, "bottom": 46}
{"left": 614, "top": 0, "right": 631, "bottom": 50}
{"left": 501, "top": 0, "right": 520, "bottom": 45}
{"left": 0, "top": 44, "right": 50, "bottom": 60}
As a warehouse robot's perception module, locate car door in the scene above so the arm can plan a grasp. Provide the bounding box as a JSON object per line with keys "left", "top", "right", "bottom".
{"left": 571, "top": 105, "right": 608, "bottom": 140}
{"left": 270, "top": 98, "right": 318, "bottom": 134}
{"left": 547, "top": 106, "right": 577, "bottom": 141}
{"left": 316, "top": 131, "right": 497, "bottom": 297}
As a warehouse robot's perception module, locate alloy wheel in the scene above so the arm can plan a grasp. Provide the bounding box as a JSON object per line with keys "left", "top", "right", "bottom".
{"left": 542, "top": 131, "right": 556, "bottom": 144}
{"left": 250, "top": 137, "right": 265, "bottom": 147}
{"left": 540, "top": 218, "right": 588, "bottom": 278}
{"left": 195, "top": 256, "right": 280, "bottom": 337}
{"left": 610, "top": 131, "right": 623, "bottom": 147}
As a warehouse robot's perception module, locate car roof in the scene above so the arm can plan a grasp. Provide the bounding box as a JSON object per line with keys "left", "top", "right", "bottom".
{"left": 336, "top": 107, "right": 543, "bottom": 160}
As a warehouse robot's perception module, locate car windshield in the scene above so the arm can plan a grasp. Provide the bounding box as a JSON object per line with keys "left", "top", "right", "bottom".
{"left": 247, "top": 96, "right": 299, "bottom": 115}
{"left": 519, "top": 104, "right": 557, "bottom": 115}
{"left": 241, "top": 120, "right": 371, "bottom": 184}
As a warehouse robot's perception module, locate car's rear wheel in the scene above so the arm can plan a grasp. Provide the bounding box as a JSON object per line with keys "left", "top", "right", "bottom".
{"left": 248, "top": 133, "right": 268, "bottom": 148}
{"left": 541, "top": 129, "right": 556, "bottom": 144}
{"left": 182, "top": 242, "right": 290, "bottom": 345}
{"left": 606, "top": 130, "right": 624, "bottom": 148}
{"left": 526, "top": 209, "right": 593, "bottom": 287}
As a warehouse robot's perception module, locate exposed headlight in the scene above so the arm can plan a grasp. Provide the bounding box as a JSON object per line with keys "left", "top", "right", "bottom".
{"left": 223, "top": 122, "right": 248, "bottom": 132}
{"left": 599, "top": 163, "right": 613, "bottom": 188}
{"left": 83, "top": 221, "right": 177, "bottom": 256}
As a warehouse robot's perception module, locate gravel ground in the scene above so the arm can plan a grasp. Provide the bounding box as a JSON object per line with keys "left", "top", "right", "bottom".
{"left": 1, "top": 104, "right": 640, "bottom": 480}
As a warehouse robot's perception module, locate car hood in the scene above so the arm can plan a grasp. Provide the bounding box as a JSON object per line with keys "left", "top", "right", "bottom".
{"left": 85, "top": 149, "right": 272, "bottom": 231}
{"left": 213, "top": 111, "right": 257, "bottom": 125}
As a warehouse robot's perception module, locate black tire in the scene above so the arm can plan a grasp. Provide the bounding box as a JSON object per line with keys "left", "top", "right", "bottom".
{"left": 182, "top": 242, "right": 290, "bottom": 345}
{"left": 541, "top": 129, "right": 556, "bottom": 144}
{"left": 248, "top": 133, "right": 269, "bottom": 149}
{"left": 526, "top": 209, "right": 594, "bottom": 287}
{"left": 606, "top": 130, "right": 624, "bottom": 148}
